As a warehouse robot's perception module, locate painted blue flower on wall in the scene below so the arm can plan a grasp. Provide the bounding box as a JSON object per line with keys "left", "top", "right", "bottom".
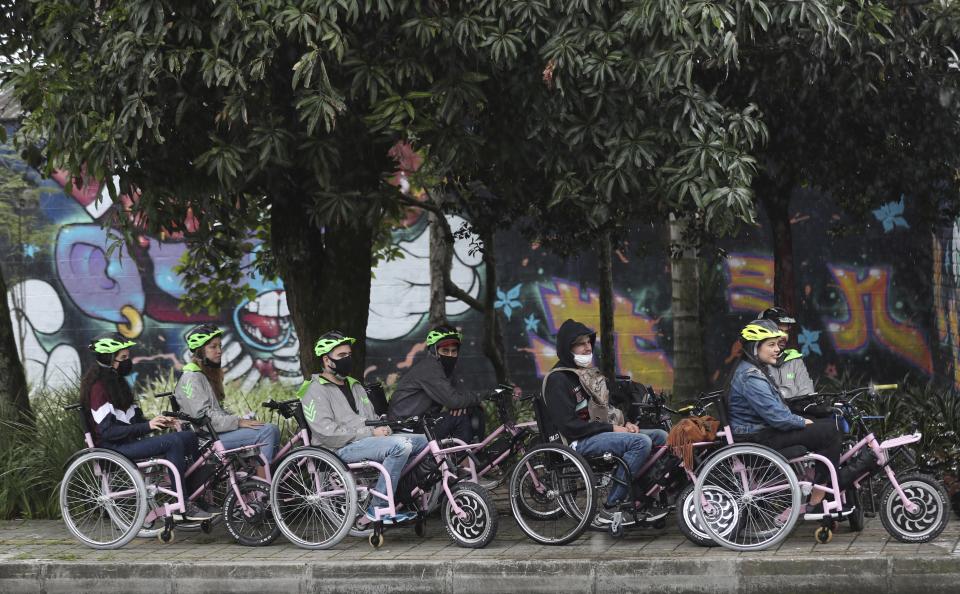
{"left": 523, "top": 314, "right": 540, "bottom": 333}
{"left": 872, "top": 196, "right": 909, "bottom": 233}
{"left": 797, "top": 326, "right": 822, "bottom": 356}
{"left": 494, "top": 283, "right": 523, "bottom": 320}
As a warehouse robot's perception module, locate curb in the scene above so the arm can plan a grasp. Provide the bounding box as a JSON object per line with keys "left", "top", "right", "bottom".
{"left": 2, "top": 555, "right": 959, "bottom": 593}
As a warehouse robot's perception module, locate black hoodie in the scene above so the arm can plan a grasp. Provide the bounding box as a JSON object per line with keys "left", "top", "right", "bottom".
{"left": 388, "top": 353, "right": 480, "bottom": 419}
{"left": 542, "top": 319, "right": 614, "bottom": 441}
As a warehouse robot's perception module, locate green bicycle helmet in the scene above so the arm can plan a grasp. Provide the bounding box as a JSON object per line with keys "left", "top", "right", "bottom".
{"left": 425, "top": 325, "right": 462, "bottom": 347}
{"left": 89, "top": 333, "right": 136, "bottom": 355}
{"left": 186, "top": 324, "right": 224, "bottom": 351}
{"left": 314, "top": 331, "right": 356, "bottom": 357}
{"left": 741, "top": 319, "right": 787, "bottom": 342}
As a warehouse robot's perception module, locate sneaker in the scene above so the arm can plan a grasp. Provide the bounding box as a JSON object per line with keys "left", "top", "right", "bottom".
{"left": 174, "top": 502, "right": 215, "bottom": 522}
{"left": 365, "top": 508, "right": 417, "bottom": 525}
{"left": 594, "top": 505, "right": 622, "bottom": 525}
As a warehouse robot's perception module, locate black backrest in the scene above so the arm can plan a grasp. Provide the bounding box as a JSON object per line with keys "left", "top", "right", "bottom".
{"left": 364, "top": 382, "right": 389, "bottom": 417}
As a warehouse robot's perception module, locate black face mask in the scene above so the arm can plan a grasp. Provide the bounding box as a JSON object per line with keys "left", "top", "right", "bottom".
{"left": 115, "top": 358, "right": 133, "bottom": 377}
{"left": 329, "top": 355, "right": 353, "bottom": 378}
{"left": 439, "top": 354, "right": 458, "bottom": 376}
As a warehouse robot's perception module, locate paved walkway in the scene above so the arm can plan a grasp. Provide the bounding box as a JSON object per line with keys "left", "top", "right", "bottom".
{"left": 1, "top": 508, "right": 958, "bottom": 593}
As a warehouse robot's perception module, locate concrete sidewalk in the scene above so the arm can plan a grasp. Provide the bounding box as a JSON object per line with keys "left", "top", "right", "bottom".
{"left": 1, "top": 513, "right": 958, "bottom": 593}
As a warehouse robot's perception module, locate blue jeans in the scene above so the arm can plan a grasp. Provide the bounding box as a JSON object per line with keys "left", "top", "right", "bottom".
{"left": 106, "top": 431, "right": 200, "bottom": 483}
{"left": 574, "top": 429, "right": 668, "bottom": 506}
{"left": 218, "top": 423, "right": 281, "bottom": 463}
{"left": 337, "top": 434, "right": 429, "bottom": 509}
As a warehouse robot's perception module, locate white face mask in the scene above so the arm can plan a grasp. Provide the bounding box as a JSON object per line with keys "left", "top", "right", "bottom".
{"left": 573, "top": 353, "right": 594, "bottom": 368}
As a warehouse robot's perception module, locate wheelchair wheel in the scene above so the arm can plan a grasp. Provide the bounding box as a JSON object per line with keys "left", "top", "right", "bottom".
{"left": 223, "top": 480, "right": 279, "bottom": 546}
{"left": 270, "top": 447, "right": 357, "bottom": 549}
{"left": 676, "top": 483, "right": 719, "bottom": 547}
{"left": 61, "top": 450, "right": 147, "bottom": 549}
{"left": 508, "top": 444, "right": 596, "bottom": 545}
{"left": 443, "top": 482, "right": 498, "bottom": 548}
{"left": 879, "top": 473, "right": 949, "bottom": 543}
{"left": 694, "top": 444, "right": 801, "bottom": 551}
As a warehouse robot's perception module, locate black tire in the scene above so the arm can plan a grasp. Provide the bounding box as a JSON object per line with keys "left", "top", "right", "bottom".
{"left": 847, "top": 488, "right": 865, "bottom": 532}
{"left": 508, "top": 443, "right": 596, "bottom": 546}
{"left": 223, "top": 481, "right": 280, "bottom": 547}
{"left": 443, "top": 482, "right": 498, "bottom": 549}
{"left": 879, "top": 473, "right": 949, "bottom": 543}
{"left": 676, "top": 483, "right": 718, "bottom": 547}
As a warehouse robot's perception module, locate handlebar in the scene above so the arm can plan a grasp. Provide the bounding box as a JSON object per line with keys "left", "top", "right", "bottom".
{"left": 261, "top": 399, "right": 300, "bottom": 410}
{"left": 872, "top": 383, "right": 898, "bottom": 392}
{"left": 161, "top": 410, "right": 207, "bottom": 426}
{"left": 153, "top": 391, "right": 174, "bottom": 398}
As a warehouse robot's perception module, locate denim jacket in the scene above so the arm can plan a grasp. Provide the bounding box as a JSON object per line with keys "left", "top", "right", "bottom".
{"left": 728, "top": 360, "right": 806, "bottom": 435}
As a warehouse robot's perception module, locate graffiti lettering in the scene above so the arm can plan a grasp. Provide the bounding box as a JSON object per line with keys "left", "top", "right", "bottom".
{"left": 825, "top": 265, "right": 932, "bottom": 373}
{"left": 529, "top": 280, "right": 674, "bottom": 389}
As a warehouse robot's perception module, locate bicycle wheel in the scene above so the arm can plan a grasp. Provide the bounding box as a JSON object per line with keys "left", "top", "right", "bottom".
{"left": 223, "top": 480, "right": 279, "bottom": 546}
{"left": 270, "top": 447, "right": 357, "bottom": 549}
{"left": 508, "top": 444, "right": 596, "bottom": 545}
{"left": 879, "top": 473, "right": 949, "bottom": 543}
{"left": 694, "top": 444, "right": 800, "bottom": 551}
{"left": 443, "top": 482, "right": 498, "bottom": 549}
{"left": 60, "top": 450, "right": 147, "bottom": 549}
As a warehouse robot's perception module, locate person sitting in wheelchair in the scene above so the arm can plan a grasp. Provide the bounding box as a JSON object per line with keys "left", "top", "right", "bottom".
{"left": 80, "top": 333, "right": 213, "bottom": 522}
{"left": 758, "top": 307, "right": 832, "bottom": 420}
{"left": 300, "top": 331, "right": 428, "bottom": 524}
{"left": 729, "top": 320, "right": 843, "bottom": 515}
{"left": 542, "top": 319, "right": 668, "bottom": 523}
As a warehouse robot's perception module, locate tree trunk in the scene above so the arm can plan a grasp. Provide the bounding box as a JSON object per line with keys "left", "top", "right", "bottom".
{"left": 598, "top": 230, "right": 616, "bottom": 382}
{"left": 0, "top": 261, "right": 31, "bottom": 421}
{"left": 428, "top": 210, "right": 451, "bottom": 326}
{"left": 757, "top": 175, "right": 797, "bottom": 314}
{"left": 271, "top": 195, "right": 373, "bottom": 377}
{"left": 480, "top": 230, "right": 508, "bottom": 384}
{"left": 670, "top": 216, "right": 705, "bottom": 401}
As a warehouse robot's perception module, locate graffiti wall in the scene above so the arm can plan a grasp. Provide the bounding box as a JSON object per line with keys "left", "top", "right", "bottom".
{"left": 1, "top": 129, "right": 948, "bottom": 399}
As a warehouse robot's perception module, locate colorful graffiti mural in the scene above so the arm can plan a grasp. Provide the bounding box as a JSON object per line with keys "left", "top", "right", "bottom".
{"left": 1, "top": 130, "right": 954, "bottom": 396}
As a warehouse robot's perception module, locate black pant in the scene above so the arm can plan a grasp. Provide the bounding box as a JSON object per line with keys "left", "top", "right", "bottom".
{"left": 106, "top": 431, "right": 201, "bottom": 485}
{"left": 748, "top": 418, "right": 842, "bottom": 486}
{"left": 431, "top": 413, "right": 476, "bottom": 444}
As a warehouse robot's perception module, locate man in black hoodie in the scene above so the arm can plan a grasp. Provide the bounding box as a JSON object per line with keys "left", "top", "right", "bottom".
{"left": 542, "top": 319, "right": 667, "bottom": 520}
{"left": 388, "top": 324, "right": 483, "bottom": 443}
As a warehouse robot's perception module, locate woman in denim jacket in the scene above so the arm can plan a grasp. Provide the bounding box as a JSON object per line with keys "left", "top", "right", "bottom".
{"left": 727, "top": 319, "right": 842, "bottom": 513}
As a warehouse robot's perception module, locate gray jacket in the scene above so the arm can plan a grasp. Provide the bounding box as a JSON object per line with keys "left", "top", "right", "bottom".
{"left": 767, "top": 349, "right": 815, "bottom": 401}
{"left": 388, "top": 355, "right": 480, "bottom": 419}
{"left": 174, "top": 362, "right": 240, "bottom": 433}
{"left": 299, "top": 374, "right": 377, "bottom": 449}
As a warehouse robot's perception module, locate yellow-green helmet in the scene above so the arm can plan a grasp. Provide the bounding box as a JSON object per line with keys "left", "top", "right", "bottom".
{"left": 740, "top": 319, "right": 787, "bottom": 342}
{"left": 186, "top": 324, "right": 224, "bottom": 351}
{"left": 314, "top": 331, "right": 356, "bottom": 357}
{"left": 89, "top": 333, "right": 136, "bottom": 355}
{"left": 426, "top": 325, "right": 462, "bottom": 347}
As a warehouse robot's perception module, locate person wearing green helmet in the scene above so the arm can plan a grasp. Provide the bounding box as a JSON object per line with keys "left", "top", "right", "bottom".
{"left": 299, "top": 331, "right": 427, "bottom": 523}
{"left": 79, "top": 333, "right": 213, "bottom": 521}
{"left": 174, "top": 324, "right": 280, "bottom": 479}
{"left": 388, "top": 324, "right": 486, "bottom": 443}
{"left": 728, "top": 319, "right": 842, "bottom": 513}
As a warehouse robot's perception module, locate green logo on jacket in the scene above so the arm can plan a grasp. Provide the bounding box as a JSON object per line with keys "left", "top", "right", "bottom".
{"left": 302, "top": 400, "right": 317, "bottom": 423}
{"left": 182, "top": 378, "right": 194, "bottom": 399}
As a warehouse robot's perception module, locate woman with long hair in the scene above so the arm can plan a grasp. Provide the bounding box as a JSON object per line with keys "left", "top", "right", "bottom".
{"left": 79, "top": 333, "right": 212, "bottom": 521}
{"left": 726, "top": 319, "right": 843, "bottom": 513}
{"left": 174, "top": 324, "right": 280, "bottom": 479}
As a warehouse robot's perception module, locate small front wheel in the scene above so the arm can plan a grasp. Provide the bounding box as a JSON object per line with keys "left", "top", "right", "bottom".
{"left": 443, "top": 482, "right": 498, "bottom": 549}
{"left": 814, "top": 526, "right": 832, "bottom": 544}
{"left": 879, "top": 473, "right": 949, "bottom": 543}
{"left": 200, "top": 519, "right": 213, "bottom": 534}
{"left": 158, "top": 529, "right": 175, "bottom": 544}
{"left": 223, "top": 481, "right": 279, "bottom": 547}
{"left": 368, "top": 532, "right": 384, "bottom": 548}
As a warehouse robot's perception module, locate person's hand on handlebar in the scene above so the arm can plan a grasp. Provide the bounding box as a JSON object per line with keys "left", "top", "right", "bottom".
{"left": 373, "top": 426, "right": 392, "bottom": 437}
{"left": 239, "top": 418, "right": 264, "bottom": 428}
{"left": 449, "top": 408, "right": 467, "bottom": 417}
{"left": 512, "top": 385, "right": 523, "bottom": 400}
